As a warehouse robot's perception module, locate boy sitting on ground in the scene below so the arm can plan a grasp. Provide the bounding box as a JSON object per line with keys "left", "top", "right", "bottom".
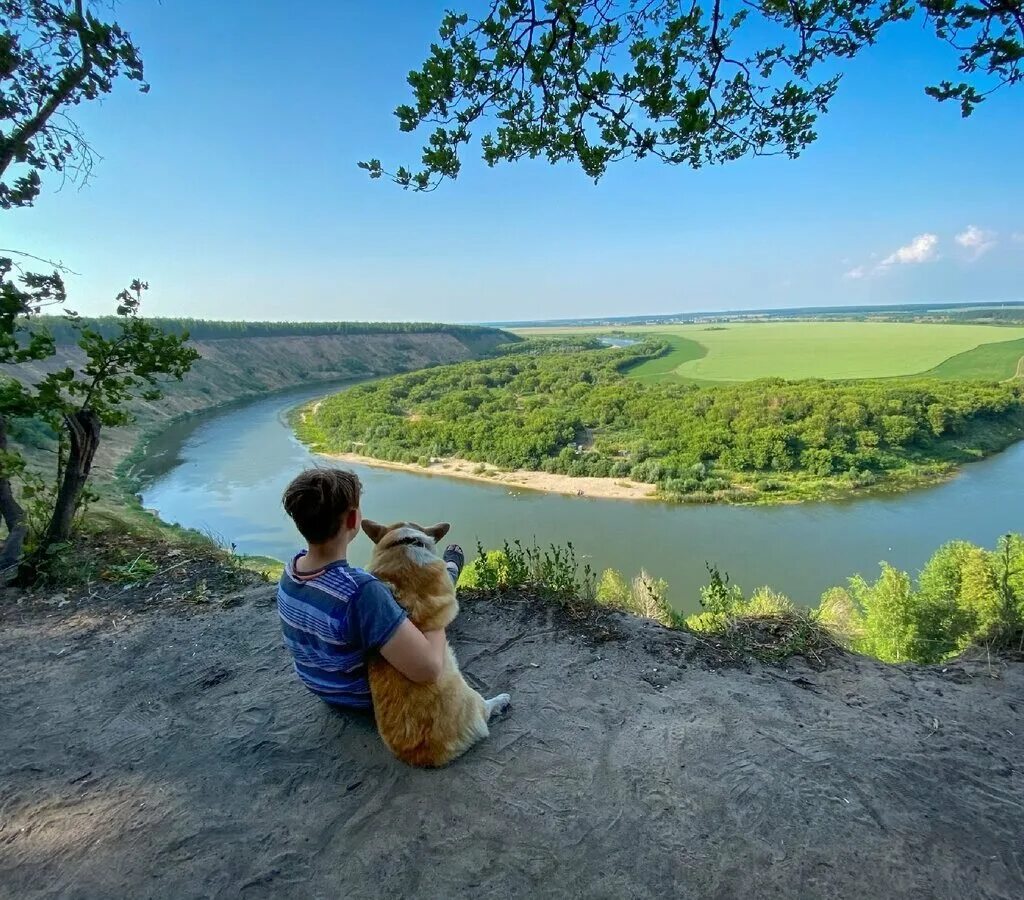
{"left": 277, "top": 467, "right": 464, "bottom": 710}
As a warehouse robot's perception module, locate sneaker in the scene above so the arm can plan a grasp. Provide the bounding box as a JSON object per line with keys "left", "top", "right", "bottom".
{"left": 443, "top": 543, "right": 464, "bottom": 583}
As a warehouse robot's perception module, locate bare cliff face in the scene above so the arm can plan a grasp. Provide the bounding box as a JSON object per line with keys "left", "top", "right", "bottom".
{"left": 3, "top": 328, "right": 508, "bottom": 475}
{"left": 110, "top": 331, "right": 491, "bottom": 424}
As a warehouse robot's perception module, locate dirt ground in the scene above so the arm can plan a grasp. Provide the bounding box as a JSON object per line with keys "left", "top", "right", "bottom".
{"left": 1, "top": 587, "right": 1022, "bottom": 899}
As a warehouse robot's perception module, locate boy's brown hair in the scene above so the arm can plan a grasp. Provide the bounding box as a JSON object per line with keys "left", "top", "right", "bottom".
{"left": 282, "top": 468, "right": 362, "bottom": 544}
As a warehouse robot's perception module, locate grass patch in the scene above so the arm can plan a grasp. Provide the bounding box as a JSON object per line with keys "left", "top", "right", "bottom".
{"left": 919, "top": 337, "right": 1024, "bottom": 381}
{"left": 621, "top": 334, "right": 707, "bottom": 383}
{"left": 691, "top": 610, "right": 841, "bottom": 666}
{"left": 684, "top": 572, "right": 847, "bottom": 665}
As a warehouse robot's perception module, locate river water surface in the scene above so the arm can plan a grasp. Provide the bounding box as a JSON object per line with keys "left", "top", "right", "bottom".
{"left": 138, "top": 381, "right": 1024, "bottom": 614}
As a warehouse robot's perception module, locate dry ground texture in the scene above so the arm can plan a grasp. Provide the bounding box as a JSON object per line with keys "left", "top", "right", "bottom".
{"left": 2, "top": 584, "right": 1023, "bottom": 899}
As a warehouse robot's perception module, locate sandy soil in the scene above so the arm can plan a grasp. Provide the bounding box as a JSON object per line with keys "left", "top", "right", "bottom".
{"left": 322, "top": 451, "right": 658, "bottom": 501}
{"left": 2, "top": 589, "right": 1023, "bottom": 899}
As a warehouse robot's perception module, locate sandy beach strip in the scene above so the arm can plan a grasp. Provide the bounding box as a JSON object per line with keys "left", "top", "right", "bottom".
{"left": 316, "top": 450, "right": 658, "bottom": 501}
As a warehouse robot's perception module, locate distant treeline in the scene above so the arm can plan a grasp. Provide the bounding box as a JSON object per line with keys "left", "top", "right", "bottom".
{"left": 930, "top": 309, "right": 1024, "bottom": 324}
{"left": 493, "top": 301, "right": 1024, "bottom": 329}
{"left": 32, "top": 316, "right": 517, "bottom": 346}
{"left": 302, "top": 339, "right": 1024, "bottom": 503}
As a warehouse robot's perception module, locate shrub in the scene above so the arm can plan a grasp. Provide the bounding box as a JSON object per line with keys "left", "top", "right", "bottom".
{"left": 695, "top": 564, "right": 746, "bottom": 619}
{"left": 459, "top": 540, "right": 593, "bottom": 600}
{"left": 627, "top": 570, "right": 675, "bottom": 626}
{"left": 813, "top": 587, "right": 864, "bottom": 647}
{"left": 465, "top": 534, "right": 1024, "bottom": 667}
{"left": 836, "top": 535, "right": 1024, "bottom": 663}
{"left": 745, "top": 587, "right": 796, "bottom": 617}
{"left": 595, "top": 568, "right": 630, "bottom": 607}
{"left": 847, "top": 565, "right": 919, "bottom": 662}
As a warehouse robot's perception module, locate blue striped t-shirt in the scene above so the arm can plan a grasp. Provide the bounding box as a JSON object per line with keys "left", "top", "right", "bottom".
{"left": 277, "top": 552, "right": 407, "bottom": 709}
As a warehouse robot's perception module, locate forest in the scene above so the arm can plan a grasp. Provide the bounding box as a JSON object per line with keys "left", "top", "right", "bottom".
{"left": 303, "top": 339, "right": 1024, "bottom": 502}
{"left": 35, "top": 316, "right": 515, "bottom": 346}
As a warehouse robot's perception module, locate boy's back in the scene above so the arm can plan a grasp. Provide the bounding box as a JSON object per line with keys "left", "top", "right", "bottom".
{"left": 277, "top": 552, "right": 406, "bottom": 710}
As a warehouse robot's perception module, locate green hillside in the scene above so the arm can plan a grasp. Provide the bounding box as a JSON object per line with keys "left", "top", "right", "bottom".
{"left": 921, "top": 337, "right": 1024, "bottom": 381}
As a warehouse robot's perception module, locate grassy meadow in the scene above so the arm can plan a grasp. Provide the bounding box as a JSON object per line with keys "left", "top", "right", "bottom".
{"left": 515, "top": 322, "right": 1024, "bottom": 383}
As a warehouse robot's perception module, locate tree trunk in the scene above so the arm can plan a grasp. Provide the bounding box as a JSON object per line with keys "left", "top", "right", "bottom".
{"left": 42, "top": 410, "right": 101, "bottom": 547}
{"left": 0, "top": 415, "right": 28, "bottom": 579}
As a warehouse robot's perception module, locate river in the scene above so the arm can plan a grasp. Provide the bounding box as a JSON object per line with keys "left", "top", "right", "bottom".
{"left": 137, "top": 381, "right": 1024, "bottom": 614}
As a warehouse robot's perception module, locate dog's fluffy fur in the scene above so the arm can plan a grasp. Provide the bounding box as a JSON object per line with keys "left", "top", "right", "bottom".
{"left": 362, "top": 519, "right": 511, "bottom": 767}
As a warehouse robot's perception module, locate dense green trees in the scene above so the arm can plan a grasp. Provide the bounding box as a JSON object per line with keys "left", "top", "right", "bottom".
{"left": 304, "top": 339, "right": 1024, "bottom": 502}
{"left": 36, "top": 316, "right": 516, "bottom": 346}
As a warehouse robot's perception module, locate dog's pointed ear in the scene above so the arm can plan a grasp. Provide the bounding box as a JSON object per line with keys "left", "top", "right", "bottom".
{"left": 424, "top": 522, "right": 450, "bottom": 541}
{"left": 361, "top": 519, "right": 386, "bottom": 544}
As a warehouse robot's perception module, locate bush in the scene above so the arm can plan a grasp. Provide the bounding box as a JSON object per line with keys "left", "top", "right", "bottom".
{"left": 832, "top": 534, "right": 1024, "bottom": 663}
{"left": 595, "top": 568, "right": 630, "bottom": 607}
{"left": 627, "top": 570, "right": 675, "bottom": 626}
{"left": 464, "top": 534, "right": 1024, "bottom": 667}
{"left": 813, "top": 587, "right": 863, "bottom": 647}
{"left": 846, "top": 565, "right": 919, "bottom": 662}
{"left": 685, "top": 567, "right": 837, "bottom": 664}
{"left": 459, "top": 540, "right": 594, "bottom": 600}
{"left": 745, "top": 587, "right": 796, "bottom": 617}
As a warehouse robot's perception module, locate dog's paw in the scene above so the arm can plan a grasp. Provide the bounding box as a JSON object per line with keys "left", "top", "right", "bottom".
{"left": 486, "top": 693, "right": 512, "bottom": 719}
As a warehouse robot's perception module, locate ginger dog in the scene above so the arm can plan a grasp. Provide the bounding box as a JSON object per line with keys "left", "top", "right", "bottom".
{"left": 361, "top": 519, "right": 511, "bottom": 767}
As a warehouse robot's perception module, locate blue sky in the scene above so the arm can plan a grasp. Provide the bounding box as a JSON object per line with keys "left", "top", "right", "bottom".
{"left": 5, "top": 1, "right": 1023, "bottom": 322}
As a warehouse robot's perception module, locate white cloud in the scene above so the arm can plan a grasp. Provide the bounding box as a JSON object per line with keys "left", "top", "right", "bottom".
{"left": 1012, "top": 232, "right": 1024, "bottom": 243}
{"left": 955, "top": 224, "right": 996, "bottom": 259}
{"left": 843, "top": 265, "right": 866, "bottom": 280}
{"left": 879, "top": 233, "right": 939, "bottom": 267}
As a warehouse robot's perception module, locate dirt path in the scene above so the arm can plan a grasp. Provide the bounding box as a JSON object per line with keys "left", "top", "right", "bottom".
{"left": 2, "top": 590, "right": 1022, "bottom": 899}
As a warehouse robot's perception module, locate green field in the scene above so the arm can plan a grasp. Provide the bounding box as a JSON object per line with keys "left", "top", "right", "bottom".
{"left": 626, "top": 335, "right": 706, "bottom": 382}
{"left": 516, "top": 322, "right": 1024, "bottom": 382}
{"left": 921, "top": 337, "right": 1024, "bottom": 380}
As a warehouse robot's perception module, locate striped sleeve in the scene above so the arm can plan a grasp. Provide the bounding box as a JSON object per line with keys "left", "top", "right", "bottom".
{"left": 349, "top": 578, "right": 407, "bottom": 650}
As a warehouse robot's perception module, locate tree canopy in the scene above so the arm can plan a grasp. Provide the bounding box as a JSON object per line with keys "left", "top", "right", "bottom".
{"left": 0, "top": 0, "right": 146, "bottom": 208}
{"left": 362, "top": 0, "right": 1024, "bottom": 189}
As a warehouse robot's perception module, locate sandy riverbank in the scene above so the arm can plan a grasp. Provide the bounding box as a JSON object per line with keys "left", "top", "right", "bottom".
{"left": 320, "top": 450, "right": 659, "bottom": 500}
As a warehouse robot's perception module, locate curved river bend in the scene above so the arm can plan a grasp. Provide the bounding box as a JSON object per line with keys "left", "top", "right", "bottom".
{"left": 138, "top": 382, "right": 1024, "bottom": 615}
